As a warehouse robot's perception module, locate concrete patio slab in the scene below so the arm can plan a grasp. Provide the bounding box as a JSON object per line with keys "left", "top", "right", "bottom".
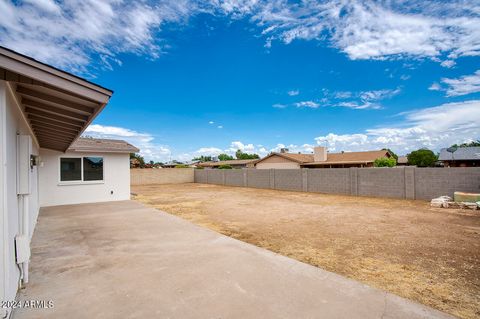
{"left": 14, "top": 200, "right": 454, "bottom": 319}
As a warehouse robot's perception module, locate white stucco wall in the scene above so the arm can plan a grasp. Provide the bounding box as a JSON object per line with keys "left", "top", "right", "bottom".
{"left": 1, "top": 81, "right": 40, "bottom": 315}
{"left": 39, "top": 149, "right": 131, "bottom": 207}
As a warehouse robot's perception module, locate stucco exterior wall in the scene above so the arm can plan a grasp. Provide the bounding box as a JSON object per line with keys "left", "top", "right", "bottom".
{"left": 255, "top": 155, "right": 301, "bottom": 169}
{"left": 39, "top": 150, "right": 131, "bottom": 207}
{"left": 1, "top": 81, "right": 40, "bottom": 314}
{"left": 131, "top": 168, "right": 194, "bottom": 185}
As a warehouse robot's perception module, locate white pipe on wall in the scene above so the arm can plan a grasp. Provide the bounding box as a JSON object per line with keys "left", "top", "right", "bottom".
{"left": 21, "top": 194, "right": 29, "bottom": 284}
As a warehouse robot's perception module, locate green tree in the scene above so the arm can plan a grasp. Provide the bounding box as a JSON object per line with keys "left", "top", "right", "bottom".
{"left": 192, "top": 155, "right": 212, "bottom": 162}
{"left": 218, "top": 164, "right": 233, "bottom": 169}
{"left": 374, "top": 157, "right": 396, "bottom": 167}
{"left": 450, "top": 140, "right": 480, "bottom": 148}
{"left": 407, "top": 149, "right": 438, "bottom": 167}
{"left": 130, "top": 153, "right": 145, "bottom": 167}
{"left": 235, "top": 150, "right": 260, "bottom": 160}
{"left": 218, "top": 153, "right": 234, "bottom": 161}
{"left": 382, "top": 148, "right": 398, "bottom": 161}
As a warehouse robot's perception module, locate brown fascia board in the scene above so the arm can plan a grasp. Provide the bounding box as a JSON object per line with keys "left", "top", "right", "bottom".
{"left": 0, "top": 46, "right": 112, "bottom": 102}
{"left": 67, "top": 148, "right": 139, "bottom": 154}
{"left": 257, "top": 152, "right": 307, "bottom": 164}
{"left": 0, "top": 46, "right": 115, "bottom": 152}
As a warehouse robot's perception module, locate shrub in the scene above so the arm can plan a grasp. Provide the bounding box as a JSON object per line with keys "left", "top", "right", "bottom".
{"left": 407, "top": 149, "right": 437, "bottom": 167}
{"left": 175, "top": 164, "right": 190, "bottom": 168}
{"left": 374, "top": 157, "right": 397, "bottom": 167}
{"left": 218, "top": 164, "right": 233, "bottom": 169}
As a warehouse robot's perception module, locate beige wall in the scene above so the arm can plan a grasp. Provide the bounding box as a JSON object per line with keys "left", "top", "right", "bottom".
{"left": 256, "top": 155, "right": 301, "bottom": 169}
{"left": 131, "top": 168, "right": 194, "bottom": 185}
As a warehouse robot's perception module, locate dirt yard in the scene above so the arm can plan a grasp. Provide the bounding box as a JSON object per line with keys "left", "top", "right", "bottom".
{"left": 132, "top": 183, "right": 480, "bottom": 319}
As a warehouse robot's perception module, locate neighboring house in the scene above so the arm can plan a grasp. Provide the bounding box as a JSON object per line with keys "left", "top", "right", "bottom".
{"left": 198, "top": 159, "right": 258, "bottom": 169}
{"left": 439, "top": 147, "right": 480, "bottom": 167}
{"left": 162, "top": 161, "right": 199, "bottom": 168}
{"left": 0, "top": 46, "right": 137, "bottom": 317}
{"left": 130, "top": 157, "right": 141, "bottom": 168}
{"left": 396, "top": 156, "right": 409, "bottom": 166}
{"left": 255, "top": 147, "right": 392, "bottom": 169}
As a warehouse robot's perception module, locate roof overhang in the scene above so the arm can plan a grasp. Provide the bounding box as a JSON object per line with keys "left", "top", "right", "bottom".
{"left": 0, "top": 46, "right": 113, "bottom": 152}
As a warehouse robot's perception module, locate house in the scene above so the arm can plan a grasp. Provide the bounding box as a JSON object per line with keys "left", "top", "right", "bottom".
{"left": 198, "top": 159, "right": 258, "bottom": 169}
{"left": 40, "top": 137, "right": 139, "bottom": 206}
{"left": 255, "top": 147, "right": 392, "bottom": 169}
{"left": 439, "top": 146, "right": 480, "bottom": 167}
{"left": 0, "top": 46, "right": 137, "bottom": 317}
{"left": 396, "top": 156, "right": 409, "bottom": 166}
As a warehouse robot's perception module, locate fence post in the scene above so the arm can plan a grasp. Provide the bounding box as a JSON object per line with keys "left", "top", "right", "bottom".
{"left": 349, "top": 167, "right": 358, "bottom": 196}
{"left": 243, "top": 169, "right": 248, "bottom": 187}
{"left": 302, "top": 169, "right": 308, "bottom": 192}
{"left": 269, "top": 169, "right": 275, "bottom": 189}
{"left": 404, "top": 166, "right": 415, "bottom": 199}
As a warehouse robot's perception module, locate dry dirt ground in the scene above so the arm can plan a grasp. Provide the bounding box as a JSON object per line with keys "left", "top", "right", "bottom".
{"left": 132, "top": 183, "right": 480, "bottom": 319}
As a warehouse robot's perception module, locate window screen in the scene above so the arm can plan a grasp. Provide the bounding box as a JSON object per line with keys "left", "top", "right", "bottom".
{"left": 83, "top": 157, "right": 104, "bottom": 181}
{"left": 60, "top": 158, "right": 81, "bottom": 181}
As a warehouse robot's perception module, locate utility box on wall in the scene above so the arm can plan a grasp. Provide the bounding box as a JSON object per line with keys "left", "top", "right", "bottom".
{"left": 17, "top": 135, "right": 32, "bottom": 195}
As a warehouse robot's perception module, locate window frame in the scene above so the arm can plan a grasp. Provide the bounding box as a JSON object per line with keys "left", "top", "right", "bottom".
{"left": 58, "top": 155, "right": 105, "bottom": 185}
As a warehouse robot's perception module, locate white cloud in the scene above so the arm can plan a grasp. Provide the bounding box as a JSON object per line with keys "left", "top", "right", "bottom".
{"left": 287, "top": 89, "right": 299, "bottom": 96}
{"left": 295, "top": 101, "right": 320, "bottom": 108}
{"left": 217, "top": 125, "right": 223, "bottom": 129}
{"left": 442, "top": 70, "right": 480, "bottom": 97}
{"left": 241, "top": 0, "right": 480, "bottom": 63}
{"left": 315, "top": 100, "right": 480, "bottom": 153}
{"left": 0, "top": 0, "right": 194, "bottom": 73}
{"left": 337, "top": 101, "right": 380, "bottom": 110}
{"left": 334, "top": 87, "right": 401, "bottom": 110}
{"left": 272, "top": 103, "right": 287, "bottom": 109}
{"left": 429, "top": 82, "right": 441, "bottom": 91}
{"left": 208, "top": 121, "right": 214, "bottom": 124}
{"left": 194, "top": 147, "right": 223, "bottom": 155}
{"left": 3, "top": 0, "right": 478, "bottom": 73}
{"left": 334, "top": 91, "right": 352, "bottom": 99}
{"left": 440, "top": 60, "right": 456, "bottom": 68}
{"left": 84, "top": 124, "right": 171, "bottom": 161}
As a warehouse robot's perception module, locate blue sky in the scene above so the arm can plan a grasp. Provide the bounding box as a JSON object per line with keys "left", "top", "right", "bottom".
{"left": 1, "top": 0, "right": 480, "bottom": 161}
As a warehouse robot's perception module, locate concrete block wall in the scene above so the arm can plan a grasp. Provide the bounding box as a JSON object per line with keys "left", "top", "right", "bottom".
{"left": 247, "top": 169, "right": 270, "bottom": 189}
{"left": 357, "top": 167, "right": 406, "bottom": 199}
{"left": 307, "top": 168, "right": 350, "bottom": 194}
{"left": 224, "top": 170, "right": 244, "bottom": 187}
{"left": 207, "top": 170, "right": 224, "bottom": 185}
{"left": 194, "top": 169, "right": 207, "bottom": 184}
{"left": 273, "top": 169, "right": 303, "bottom": 191}
{"left": 193, "top": 167, "right": 480, "bottom": 200}
{"left": 414, "top": 168, "right": 480, "bottom": 200}
{"left": 131, "top": 168, "right": 194, "bottom": 185}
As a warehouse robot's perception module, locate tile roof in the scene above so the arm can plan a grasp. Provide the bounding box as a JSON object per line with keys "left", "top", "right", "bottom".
{"left": 439, "top": 147, "right": 480, "bottom": 161}
{"left": 68, "top": 138, "right": 139, "bottom": 153}
{"left": 275, "top": 153, "right": 314, "bottom": 163}
{"left": 258, "top": 150, "right": 390, "bottom": 165}
{"left": 397, "top": 156, "right": 408, "bottom": 164}
{"left": 198, "top": 159, "right": 259, "bottom": 167}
